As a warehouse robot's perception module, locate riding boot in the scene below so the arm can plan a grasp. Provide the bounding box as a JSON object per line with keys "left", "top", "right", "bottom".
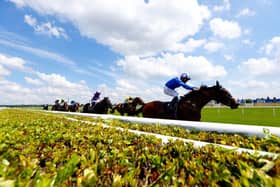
{"left": 169, "top": 96, "right": 178, "bottom": 112}
{"left": 174, "top": 100, "right": 179, "bottom": 119}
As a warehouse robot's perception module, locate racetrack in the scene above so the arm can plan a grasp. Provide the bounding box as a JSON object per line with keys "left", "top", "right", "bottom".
{"left": 201, "top": 107, "right": 280, "bottom": 127}
{"left": 45, "top": 110, "right": 280, "bottom": 138}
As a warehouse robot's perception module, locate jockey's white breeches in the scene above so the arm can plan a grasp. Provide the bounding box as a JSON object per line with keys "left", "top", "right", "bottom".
{"left": 164, "top": 86, "right": 178, "bottom": 97}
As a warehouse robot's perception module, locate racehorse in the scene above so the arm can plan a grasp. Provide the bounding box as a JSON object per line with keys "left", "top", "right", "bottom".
{"left": 51, "top": 102, "right": 69, "bottom": 111}
{"left": 111, "top": 97, "right": 145, "bottom": 116}
{"left": 142, "top": 81, "right": 239, "bottom": 121}
{"left": 42, "top": 104, "right": 48, "bottom": 110}
{"left": 68, "top": 102, "right": 80, "bottom": 112}
{"left": 83, "top": 97, "right": 112, "bottom": 114}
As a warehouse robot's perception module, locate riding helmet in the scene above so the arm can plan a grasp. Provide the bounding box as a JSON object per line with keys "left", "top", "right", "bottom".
{"left": 180, "top": 73, "right": 191, "bottom": 80}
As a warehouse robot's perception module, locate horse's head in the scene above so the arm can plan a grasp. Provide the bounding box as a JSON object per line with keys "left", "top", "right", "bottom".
{"left": 133, "top": 97, "right": 145, "bottom": 105}
{"left": 104, "top": 97, "right": 113, "bottom": 108}
{"left": 213, "top": 81, "right": 239, "bottom": 109}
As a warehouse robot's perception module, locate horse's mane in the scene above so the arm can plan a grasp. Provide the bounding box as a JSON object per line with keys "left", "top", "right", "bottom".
{"left": 100, "top": 97, "right": 108, "bottom": 102}
{"left": 133, "top": 97, "right": 144, "bottom": 103}
{"left": 182, "top": 85, "right": 209, "bottom": 99}
{"left": 99, "top": 97, "right": 111, "bottom": 107}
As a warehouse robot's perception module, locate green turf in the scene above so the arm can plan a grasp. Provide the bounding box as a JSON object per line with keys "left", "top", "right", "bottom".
{"left": 21, "top": 106, "right": 280, "bottom": 127}
{"left": 94, "top": 107, "right": 280, "bottom": 127}
{"left": 201, "top": 107, "right": 280, "bottom": 127}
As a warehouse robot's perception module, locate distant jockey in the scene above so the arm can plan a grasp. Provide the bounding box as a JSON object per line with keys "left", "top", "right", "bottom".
{"left": 60, "top": 99, "right": 65, "bottom": 105}
{"left": 54, "top": 98, "right": 60, "bottom": 105}
{"left": 91, "top": 91, "right": 101, "bottom": 106}
{"left": 164, "top": 73, "right": 197, "bottom": 111}
{"left": 124, "top": 96, "right": 133, "bottom": 108}
{"left": 70, "top": 100, "right": 76, "bottom": 105}
{"left": 125, "top": 96, "right": 133, "bottom": 103}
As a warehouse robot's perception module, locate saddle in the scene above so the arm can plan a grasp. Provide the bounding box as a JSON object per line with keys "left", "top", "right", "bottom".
{"left": 164, "top": 98, "right": 180, "bottom": 113}
{"left": 165, "top": 97, "right": 194, "bottom": 118}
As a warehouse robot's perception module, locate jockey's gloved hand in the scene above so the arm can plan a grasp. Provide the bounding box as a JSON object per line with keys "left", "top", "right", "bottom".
{"left": 193, "top": 87, "right": 199, "bottom": 91}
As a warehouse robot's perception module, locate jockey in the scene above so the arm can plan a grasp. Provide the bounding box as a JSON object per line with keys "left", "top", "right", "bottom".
{"left": 125, "top": 96, "right": 133, "bottom": 104}
{"left": 164, "top": 73, "right": 196, "bottom": 111}
{"left": 124, "top": 96, "right": 133, "bottom": 108}
{"left": 70, "top": 100, "right": 76, "bottom": 105}
{"left": 54, "top": 98, "right": 60, "bottom": 105}
{"left": 91, "top": 91, "right": 101, "bottom": 106}
{"left": 60, "top": 99, "right": 65, "bottom": 106}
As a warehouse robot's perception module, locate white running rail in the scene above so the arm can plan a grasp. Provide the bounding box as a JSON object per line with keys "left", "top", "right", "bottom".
{"left": 46, "top": 110, "right": 280, "bottom": 138}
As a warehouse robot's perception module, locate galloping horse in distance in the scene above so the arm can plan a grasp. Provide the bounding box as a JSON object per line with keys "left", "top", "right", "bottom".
{"left": 51, "top": 101, "right": 69, "bottom": 111}
{"left": 111, "top": 97, "right": 145, "bottom": 116}
{"left": 83, "top": 97, "right": 113, "bottom": 114}
{"left": 42, "top": 104, "right": 49, "bottom": 110}
{"left": 142, "top": 81, "right": 239, "bottom": 121}
{"left": 68, "top": 102, "right": 80, "bottom": 112}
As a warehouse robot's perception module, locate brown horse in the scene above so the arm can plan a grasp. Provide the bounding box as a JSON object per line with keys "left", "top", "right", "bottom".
{"left": 83, "top": 97, "right": 112, "bottom": 114}
{"left": 51, "top": 102, "right": 69, "bottom": 111}
{"left": 111, "top": 97, "right": 145, "bottom": 116}
{"left": 42, "top": 104, "right": 49, "bottom": 110}
{"left": 68, "top": 102, "right": 80, "bottom": 112}
{"left": 142, "top": 81, "right": 239, "bottom": 121}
